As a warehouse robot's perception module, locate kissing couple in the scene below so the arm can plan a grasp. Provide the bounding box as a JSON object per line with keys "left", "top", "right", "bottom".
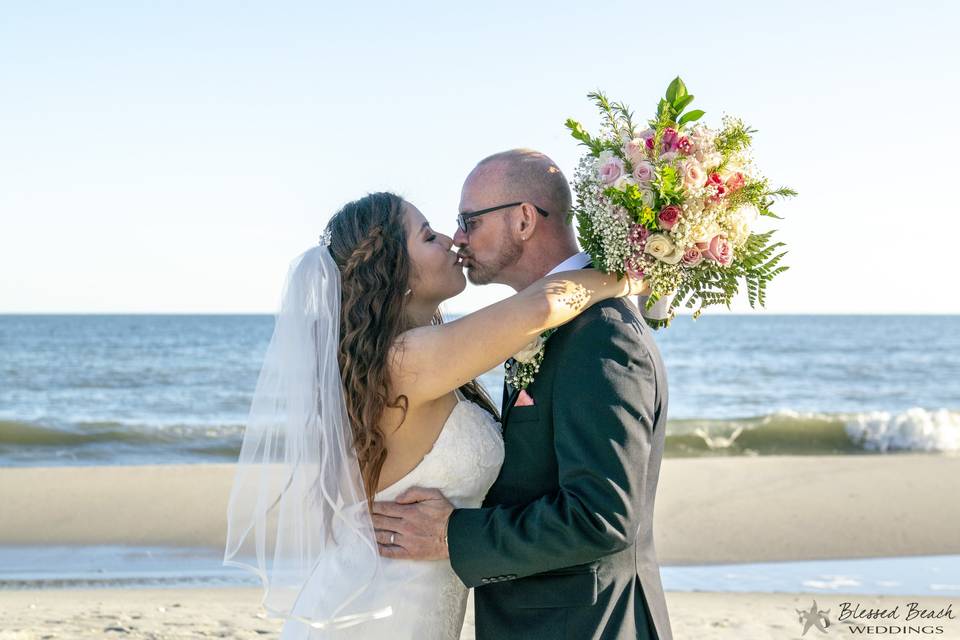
{"left": 224, "top": 148, "right": 673, "bottom": 640}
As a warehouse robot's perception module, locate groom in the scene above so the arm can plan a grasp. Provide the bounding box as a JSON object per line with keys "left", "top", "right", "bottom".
{"left": 373, "top": 149, "right": 673, "bottom": 640}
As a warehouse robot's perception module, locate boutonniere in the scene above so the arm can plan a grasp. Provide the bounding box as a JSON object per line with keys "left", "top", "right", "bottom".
{"left": 505, "top": 328, "right": 557, "bottom": 391}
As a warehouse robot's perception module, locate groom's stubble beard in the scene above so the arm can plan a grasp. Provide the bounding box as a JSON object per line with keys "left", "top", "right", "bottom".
{"left": 465, "top": 227, "right": 523, "bottom": 286}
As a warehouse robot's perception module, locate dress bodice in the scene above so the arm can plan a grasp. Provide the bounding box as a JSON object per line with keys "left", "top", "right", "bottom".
{"left": 281, "top": 390, "right": 504, "bottom": 640}
{"left": 375, "top": 391, "right": 505, "bottom": 509}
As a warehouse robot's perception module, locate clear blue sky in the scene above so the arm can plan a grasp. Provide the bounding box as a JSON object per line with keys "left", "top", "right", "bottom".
{"left": 2, "top": 1, "right": 957, "bottom": 314}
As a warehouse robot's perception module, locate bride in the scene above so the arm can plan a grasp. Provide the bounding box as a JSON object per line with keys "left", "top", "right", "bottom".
{"left": 223, "top": 192, "right": 645, "bottom": 639}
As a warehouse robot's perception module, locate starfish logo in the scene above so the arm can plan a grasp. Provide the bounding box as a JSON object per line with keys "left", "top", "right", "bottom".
{"left": 797, "top": 600, "right": 831, "bottom": 635}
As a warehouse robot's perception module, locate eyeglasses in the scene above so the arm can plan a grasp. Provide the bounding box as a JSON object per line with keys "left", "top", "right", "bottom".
{"left": 457, "top": 202, "right": 550, "bottom": 234}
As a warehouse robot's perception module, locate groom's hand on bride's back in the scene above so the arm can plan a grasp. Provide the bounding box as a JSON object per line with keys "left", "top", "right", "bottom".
{"left": 371, "top": 487, "right": 454, "bottom": 561}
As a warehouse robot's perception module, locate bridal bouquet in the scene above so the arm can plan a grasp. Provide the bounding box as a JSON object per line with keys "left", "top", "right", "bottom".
{"left": 564, "top": 77, "right": 795, "bottom": 327}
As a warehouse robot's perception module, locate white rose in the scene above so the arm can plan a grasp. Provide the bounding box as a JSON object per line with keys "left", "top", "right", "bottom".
{"left": 613, "top": 174, "right": 637, "bottom": 191}
{"left": 727, "top": 204, "right": 759, "bottom": 244}
{"left": 639, "top": 188, "right": 656, "bottom": 208}
{"left": 694, "top": 222, "right": 722, "bottom": 244}
{"left": 660, "top": 244, "right": 685, "bottom": 264}
{"left": 513, "top": 335, "right": 545, "bottom": 363}
{"left": 644, "top": 233, "right": 676, "bottom": 261}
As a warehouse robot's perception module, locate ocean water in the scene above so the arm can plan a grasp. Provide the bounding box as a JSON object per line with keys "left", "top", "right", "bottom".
{"left": 2, "top": 544, "right": 958, "bottom": 596}
{"left": 1, "top": 314, "right": 958, "bottom": 467}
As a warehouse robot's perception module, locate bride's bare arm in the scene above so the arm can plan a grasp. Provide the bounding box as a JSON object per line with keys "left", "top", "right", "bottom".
{"left": 389, "top": 269, "right": 647, "bottom": 406}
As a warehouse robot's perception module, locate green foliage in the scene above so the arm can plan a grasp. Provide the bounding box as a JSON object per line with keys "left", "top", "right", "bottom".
{"left": 605, "top": 185, "right": 657, "bottom": 228}
{"left": 715, "top": 118, "right": 756, "bottom": 159}
{"left": 647, "top": 76, "right": 705, "bottom": 132}
{"left": 588, "top": 91, "right": 617, "bottom": 129}
{"left": 678, "top": 109, "right": 705, "bottom": 126}
{"left": 611, "top": 99, "right": 637, "bottom": 136}
{"left": 723, "top": 177, "right": 798, "bottom": 220}
{"left": 665, "top": 77, "right": 686, "bottom": 104}
{"left": 760, "top": 186, "right": 798, "bottom": 219}
{"left": 670, "top": 231, "right": 789, "bottom": 318}
{"left": 569, "top": 77, "right": 708, "bottom": 162}
{"left": 736, "top": 231, "right": 790, "bottom": 307}
{"left": 565, "top": 118, "right": 605, "bottom": 156}
{"left": 653, "top": 165, "right": 683, "bottom": 207}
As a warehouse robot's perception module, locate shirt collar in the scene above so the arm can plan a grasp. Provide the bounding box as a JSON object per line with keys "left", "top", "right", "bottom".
{"left": 545, "top": 251, "right": 591, "bottom": 276}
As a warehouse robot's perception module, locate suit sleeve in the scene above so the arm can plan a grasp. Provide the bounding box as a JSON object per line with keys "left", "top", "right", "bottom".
{"left": 446, "top": 314, "right": 658, "bottom": 587}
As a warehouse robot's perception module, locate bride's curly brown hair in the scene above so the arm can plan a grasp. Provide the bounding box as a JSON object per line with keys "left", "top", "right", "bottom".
{"left": 325, "top": 192, "right": 500, "bottom": 503}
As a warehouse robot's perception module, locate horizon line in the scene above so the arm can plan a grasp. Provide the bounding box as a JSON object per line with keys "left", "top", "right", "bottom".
{"left": 2, "top": 312, "right": 958, "bottom": 317}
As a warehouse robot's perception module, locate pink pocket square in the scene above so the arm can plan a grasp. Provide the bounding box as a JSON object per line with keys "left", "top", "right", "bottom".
{"left": 514, "top": 389, "right": 535, "bottom": 407}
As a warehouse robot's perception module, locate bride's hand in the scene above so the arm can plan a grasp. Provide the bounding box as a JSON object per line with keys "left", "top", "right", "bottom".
{"left": 612, "top": 272, "right": 651, "bottom": 298}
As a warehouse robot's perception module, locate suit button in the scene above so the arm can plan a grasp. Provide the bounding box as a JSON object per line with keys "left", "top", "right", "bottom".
{"left": 481, "top": 578, "right": 490, "bottom": 583}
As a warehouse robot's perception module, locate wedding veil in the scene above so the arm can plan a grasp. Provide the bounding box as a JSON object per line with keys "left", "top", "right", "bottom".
{"left": 223, "top": 240, "right": 392, "bottom": 630}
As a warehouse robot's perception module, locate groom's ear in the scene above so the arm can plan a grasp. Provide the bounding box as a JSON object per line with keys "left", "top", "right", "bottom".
{"left": 516, "top": 202, "right": 541, "bottom": 240}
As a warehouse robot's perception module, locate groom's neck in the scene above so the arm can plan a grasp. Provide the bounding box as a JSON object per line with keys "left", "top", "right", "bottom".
{"left": 505, "top": 240, "right": 581, "bottom": 291}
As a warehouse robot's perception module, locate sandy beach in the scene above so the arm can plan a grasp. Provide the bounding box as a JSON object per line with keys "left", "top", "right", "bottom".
{"left": 3, "top": 588, "right": 957, "bottom": 640}
{"left": 2, "top": 454, "right": 959, "bottom": 638}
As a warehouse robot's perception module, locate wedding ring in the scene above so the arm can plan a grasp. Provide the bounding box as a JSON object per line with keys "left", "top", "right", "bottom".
{"left": 390, "top": 532, "right": 396, "bottom": 545}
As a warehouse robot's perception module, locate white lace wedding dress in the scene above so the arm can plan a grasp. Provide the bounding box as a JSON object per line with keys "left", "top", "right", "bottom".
{"left": 279, "top": 388, "right": 505, "bottom": 640}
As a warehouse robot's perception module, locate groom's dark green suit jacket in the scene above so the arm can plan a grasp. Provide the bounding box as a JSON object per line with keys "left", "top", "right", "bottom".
{"left": 447, "top": 296, "right": 672, "bottom": 640}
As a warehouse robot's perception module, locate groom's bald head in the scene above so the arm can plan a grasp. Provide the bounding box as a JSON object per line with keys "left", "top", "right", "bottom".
{"left": 457, "top": 148, "right": 581, "bottom": 290}
{"left": 466, "top": 149, "right": 572, "bottom": 227}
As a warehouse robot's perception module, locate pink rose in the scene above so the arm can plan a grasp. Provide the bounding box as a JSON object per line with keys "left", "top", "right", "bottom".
{"left": 706, "top": 172, "right": 727, "bottom": 200}
{"left": 702, "top": 235, "right": 733, "bottom": 266}
{"left": 638, "top": 128, "right": 656, "bottom": 150}
{"left": 598, "top": 156, "right": 625, "bottom": 185}
{"left": 681, "top": 160, "right": 706, "bottom": 189}
{"left": 725, "top": 172, "right": 745, "bottom": 192}
{"left": 681, "top": 247, "right": 704, "bottom": 267}
{"left": 662, "top": 127, "right": 680, "bottom": 152}
{"left": 677, "top": 136, "right": 693, "bottom": 155}
{"left": 624, "top": 139, "right": 647, "bottom": 165}
{"left": 658, "top": 205, "right": 682, "bottom": 231}
{"left": 632, "top": 160, "right": 656, "bottom": 183}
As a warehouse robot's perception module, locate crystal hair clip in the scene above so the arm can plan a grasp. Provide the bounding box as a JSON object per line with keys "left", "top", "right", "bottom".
{"left": 319, "top": 229, "right": 332, "bottom": 247}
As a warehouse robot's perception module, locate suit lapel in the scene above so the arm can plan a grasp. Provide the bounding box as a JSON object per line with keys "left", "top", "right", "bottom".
{"left": 503, "top": 387, "right": 521, "bottom": 430}
{"left": 501, "top": 357, "right": 521, "bottom": 431}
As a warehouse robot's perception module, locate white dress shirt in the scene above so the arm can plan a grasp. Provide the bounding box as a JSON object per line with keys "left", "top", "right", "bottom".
{"left": 545, "top": 251, "right": 591, "bottom": 276}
